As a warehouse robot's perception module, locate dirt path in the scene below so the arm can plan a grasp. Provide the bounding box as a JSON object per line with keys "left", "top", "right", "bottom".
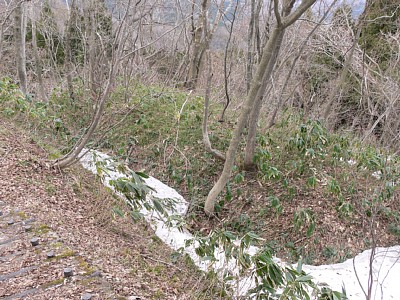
{"left": 0, "top": 200, "right": 118, "bottom": 299}
{"left": 0, "top": 120, "right": 205, "bottom": 299}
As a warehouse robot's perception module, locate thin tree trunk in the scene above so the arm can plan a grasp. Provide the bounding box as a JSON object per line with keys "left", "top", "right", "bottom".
{"left": 203, "top": 51, "right": 225, "bottom": 161}
{"left": 220, "top": 1, "right": 238, "bottom": 121}
{"left": 246, "top": 0, "right": 256, "bottom": 94}
{"left": 53, "top": 67, "right": 116, "bottom": 169}
{"left": 88, "top": 4, "right": 97, "bottom": 95}
{"left": 204, "top": 27, "right": 282, "bottom": 214}
{"left": 53, "top": 0, "right": 131, "bottom": 169}
{"left": 185, "top": 0, "right": 209, "bottom": 89}
{"left": 268, "top": 0, "right": 338, "bottom": 128}
{"left": 243, "top": 0, "right": 303, "bottom": 169}
{"left": 65, "top": 0, "right": 76, "bottom": 101}
{"left": 0, "top": 26, "right": 4, "bottom": 66}
{"left": 323, "top": 25, "right": 362, "bottom": 125}
{"left": 204, "top": 0, "right": 317, "bottom": 215}
{"left": 243, "top": 30, "right": 285, "bottom": 169}
{"left": 186, "top": 0, "right": 234, "bottom": 90}
{"left": 31, "top": 19, "right": 46, "bottom": 102}
{"left": 14, "top": 0, "right": 27, "bottom": 94}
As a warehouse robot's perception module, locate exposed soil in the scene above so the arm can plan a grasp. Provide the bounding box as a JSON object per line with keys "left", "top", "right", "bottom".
{"left": 0, "top": 119, "right": 212, "bottom": 300}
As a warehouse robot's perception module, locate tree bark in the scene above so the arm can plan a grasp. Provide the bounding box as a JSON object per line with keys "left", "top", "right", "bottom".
{"left": 53, "top": 0, "right": 131, "bottom": 169}
{"left": 243, "top": 29, "right": 285, "bottom": 169}
{"left": 204, "top": 27, "right": 282, "bottom": 214}
{"left": 246, "top": 0, "right": 256, "bottom": 94}
{"left": 14, "top": 0, "right": 27, "bottom": 94}
{"left": 323, "top": 24, "right": 363, "bottom": 126}
{"left": 31, "top": 18, "right": 46, "bottom": 102}
{"left": 53, "top": 70, "right": 115, "bottom": 169}
{"left": 87, "top": 2, "right": 97, "bottom": 95}
{"left": 203, "top": 51, "right": 225, "bottom": 161}
{"left": 267, "top": 0, "right": 338, "bottom": 129}
{"left": 204, "top": 0, "right": 317, "bottom": 215}
{"left": 186, "top": 0, "right": 235, "bottom": 90}
{"left": 220, "top": 1, "right": 238, "bottom": 122}
{"left": 243, "top": 0, "right": 301, "bottom": 169}
{"left": 64, "top": 0, "right": 76, "bottom": 101}
{"left": 185, "top": 0, "right": 209, "bottom": 89}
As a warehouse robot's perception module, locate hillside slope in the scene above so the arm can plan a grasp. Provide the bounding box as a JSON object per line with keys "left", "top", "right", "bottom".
{"left": 0, "top": 119, "right": 209, "bottom": 300}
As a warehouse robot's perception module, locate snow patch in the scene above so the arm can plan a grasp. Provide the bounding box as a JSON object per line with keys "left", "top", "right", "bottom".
{"left": 80, "top": 149, "right": 400, "bottom": 299}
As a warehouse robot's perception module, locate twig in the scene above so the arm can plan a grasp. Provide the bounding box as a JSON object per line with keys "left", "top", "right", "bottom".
{"left": 140, "top": 252, "right": 183, "bottom": 271}
{"left": 353, "top": 255, "right": 368, "bottom": 298}
{"left": 0, "top": 148, "right": 12, "bottom": 163}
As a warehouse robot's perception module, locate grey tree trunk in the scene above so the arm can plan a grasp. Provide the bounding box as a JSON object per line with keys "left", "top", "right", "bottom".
{"left": 186, "top": 0, "right": 234, "bottom": 90}
{"left": 53, "top": 0, "right": 131, "bottom": 169}
{"left": 267, "top": 0, "right": 338, "bottom": 129}
{"left": 53, "top": 72, "right": 116, "bottom": 169}
{"left": 31, "top": 19, "right": 46, "bottom": 102}
{"left": 203, "top": 51, "right": 225, "bottom": 161}
{"left": 185, "top": 0, "right": 209, "bottom": 89}
{"left": 204, "top": 0, "right": 318, "bottom": 215}
{"left": 243, "top": 29, "right": 285, "bottom": 169}
{"left": 14, "top": 1, "right": 27, "bottom": 94}
{"left": 322, "top": 25, "right": 362, "bottom": 126}
{"left": 64, "top": 0, "right": 76, "bottom": 101}
{"left": 204, "top": 27, "right": 282, "bottom": 214}
{"left": 243, "top": 0, "right": 306, "bottom": 169}
{"left": 87, "top": 3, "right": 97, "bottom": 94}
{"left": 246, "top": 0, "right": 262, "bottom": 94}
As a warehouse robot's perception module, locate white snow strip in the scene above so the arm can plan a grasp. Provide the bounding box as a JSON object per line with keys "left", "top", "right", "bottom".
{"left": 303, "top": 246, "right": 400, "bottom": 299}
{"left": 80, "top": 149, "right": 400, "bottom": 299}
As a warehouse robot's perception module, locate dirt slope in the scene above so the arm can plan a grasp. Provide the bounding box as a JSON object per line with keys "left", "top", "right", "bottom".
{"left": 0, "top": 119, "right": 207, "bottom": 300}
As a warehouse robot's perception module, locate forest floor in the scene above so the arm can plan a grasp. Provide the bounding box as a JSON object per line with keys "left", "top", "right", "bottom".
{"left": 0, "top": 119, "right": 213, "bottom": 300}
{"left": 120, "top": 93, "right": 400, "bottom": 266}
{"left": 1, "top": 81, "right": 400, "bottom": 299}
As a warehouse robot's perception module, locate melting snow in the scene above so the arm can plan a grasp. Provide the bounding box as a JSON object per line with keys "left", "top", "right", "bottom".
{"left": 80, "top": 149, "right": 400, "bottom": 299}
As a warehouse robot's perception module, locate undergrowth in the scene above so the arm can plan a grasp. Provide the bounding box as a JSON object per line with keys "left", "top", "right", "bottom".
{"left": 1, "top": 76, "right": 399, "bottom": 298}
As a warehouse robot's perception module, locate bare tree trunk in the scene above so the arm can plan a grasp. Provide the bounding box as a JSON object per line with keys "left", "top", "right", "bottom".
{"left": 64, "top": 0, "right": 76, "bottom": 101}
{"left": 243, "top": 0, "right": 305, "bottom": 169}
{"left": 243, "top": 30, "right": 285, "bottom": 169}
{"left": 246, "top": 0, "right": 262, "bottom": 94}
{"left": 53, "top": 0, "right": 131, "bottom": 169}
{"left": 31, "top": 19, "right": 46, "bottom": 102}
{"left": 267, "top": 0, "right": 338, "bottom": 128}
{"left": 14, "top": 0, "right": 27, "bottom": 94}
{"left": 185, "top": 0, "right": 209, "bottom": 89}
{"left": 246, "top": 0, "right": 256, "bottom": 94}
{"left": 203, "top": 51, "right": 225, "bottom": 161}
{"left": 204, "top": 27, "right": 282, "bottom": 214}
{"left": 323, "top": 25, "right": 362, "bottom": 126}
{"left": 186, "top": 0, "right": 234, "bottom": 90}
{"left": 87, "top": 2, "right": 97, "bottom": 94}
{"left": 204, "top": 0, "right": 317, "bottom": 215}
{"left": 220, "top": 1, "right": 238, "bottom": 121}
{"left": 53, "top": 67, "right": 116, "bottom": 169}
{"left": 1, "top": 2, "right": 20, "bottom": 72}
{"left": 0, "top": 24, "right": 4, "bottom": 65}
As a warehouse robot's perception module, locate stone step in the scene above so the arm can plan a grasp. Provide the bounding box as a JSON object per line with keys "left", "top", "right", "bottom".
{"left": 1, "top": 288, "right": 39, "bottom": 300}
{"left": 0, "top": 265, "right": 38, "bottom": 282}
{"left": 0, "top": 250, "right": 24, "bottom": 262}
{"left": 0, "top": 236, "right": 19, "bottom": 246}
{"left": 0, "top": 206, "right": 122, "bottom": 299}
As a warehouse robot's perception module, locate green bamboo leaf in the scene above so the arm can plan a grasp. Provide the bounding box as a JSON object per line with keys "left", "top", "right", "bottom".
{"left": 295, "top": 275, "right": 313, "bottom": 282}
{"left": 112, "top": 206, "right": 124, "bottom": 217}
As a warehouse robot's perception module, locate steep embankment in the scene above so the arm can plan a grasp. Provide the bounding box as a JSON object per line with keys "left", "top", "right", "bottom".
{"left": 0, "top": 119, "right": 210, "bottom": 300}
